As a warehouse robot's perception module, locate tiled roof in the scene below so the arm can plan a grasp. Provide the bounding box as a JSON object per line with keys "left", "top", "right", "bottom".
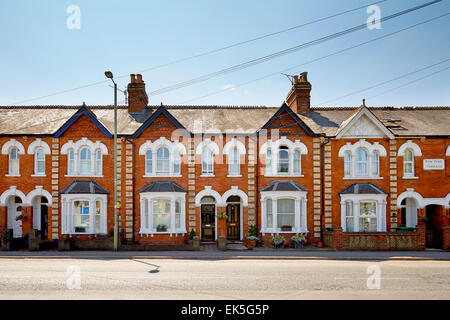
{"left": 338, "top": 183, "right": 388, "bottom": 195}
{"left": 60, "top": 180, "right": 109, "bottom": 194}
{"left": 261, "top": 180, "right": 308, "bottom": 192}
{"left": 138, "top": 181, "right": 187, "bottom": 193}
{"left": 0, "top": 105, "right": 448, "bottom": 136}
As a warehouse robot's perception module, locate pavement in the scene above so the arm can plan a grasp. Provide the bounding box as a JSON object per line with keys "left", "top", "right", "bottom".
{"left": 0, "top": 246, "right": 449, "bottom": 261}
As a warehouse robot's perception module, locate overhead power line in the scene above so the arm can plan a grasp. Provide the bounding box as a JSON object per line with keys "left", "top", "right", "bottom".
{"left": 179, "top": 13, "right": 449, "bottom": 104}
{"left": 315, "top": 57, "right": 450, "bottom": 106}
{"left": 148, "top": 0, "right": 442, "bottom": 97}
{"left": 8, "top": 0, "right": 388, "bottom": 106}
{"left": 367, "top": 65, "right": 450, "bottom": 99}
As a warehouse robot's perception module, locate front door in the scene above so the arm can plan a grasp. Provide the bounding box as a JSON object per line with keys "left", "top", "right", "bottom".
{"left": 40, "top": 205, "right": 48, "bottom": 240}
{"left": 425, "top": 205, "right": 443, "bottom": 248}
{"left": 226, "top": 203, "right": 240, "bottom": 240}
{"left": 13, "top": 205, "right": 23, "bottom": 238}
{"left": 201, "top": 204, "right": 215, "bottom": 241}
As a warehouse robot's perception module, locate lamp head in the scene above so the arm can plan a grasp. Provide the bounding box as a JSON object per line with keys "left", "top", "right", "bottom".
{"left": 104, "top": 71, "right": 113, "bottom": 79}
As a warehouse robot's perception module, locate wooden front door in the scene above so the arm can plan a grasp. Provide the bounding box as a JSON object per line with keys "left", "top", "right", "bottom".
{"left": 40, "top": 205, "right": 48, "bottom": 240}
{"left": 226, "top": 203, "right": 240, "bottom": 240}
{"left": 201, "top": 204, "right": 215, "bottom": 241}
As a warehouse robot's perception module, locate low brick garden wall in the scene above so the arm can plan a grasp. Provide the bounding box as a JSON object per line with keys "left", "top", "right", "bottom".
{"left": 323, "top": 226, "right": 426, "bottom": 251}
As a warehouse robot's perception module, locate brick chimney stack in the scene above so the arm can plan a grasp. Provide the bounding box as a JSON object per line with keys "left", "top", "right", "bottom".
{"left": 127, "top": 73, "right": 148, "bottom": 113}
{"left": 286, "top": 72, "right": 312, "bottom": 114}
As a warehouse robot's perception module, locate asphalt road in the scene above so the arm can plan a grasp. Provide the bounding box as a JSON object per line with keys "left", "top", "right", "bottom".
{"left": 0, "top": 258, "right": 449, "bottom": 299}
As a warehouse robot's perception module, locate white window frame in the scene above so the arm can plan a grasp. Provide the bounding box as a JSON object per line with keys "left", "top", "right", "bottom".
{"left": 259, "top": 137, "right": 307, "bottom": 177}
{"left": 34, "top": 148, "right": 46, "bottom": 176}
{"left": 8, "top": 147, "right": 20, "bottom": 176}
{"left": 139, "top": 138, "right": 186, "bottom": 178}
{"left": 260, "top": 191, "right": 308, "bottom": 234}
{"left": 227, "top": 147, "right": 240, "bottom": 176}
{"left": 95, "top": 149, "right": 102, "bottom": 176}
{"left": 403, "top": 149, "right": 414, "bottom": 178}
{"left": 61, "top": 193, "right": 107, "bottom": 235}
{"left": 27, "top": 138, "right": 51, "bottom": 177}
{"left": 61, "top": 138, "right": 107, "bottom": 177}
{"left": 398, "top": 140, "right": 421, "bottom": 179}
{"left": 156, "top": 147, "right": 170, "bottom": 174}
{"left": 139, "top": 192, "right": 186, "bottom": 235}
{"left": 338, "top": 139, "right": 385, "bottom": 179}
{"left": 340, "top": 193, "right": 387, "bottom": 232}
{"left": 202, "top": 147, "right": 214, "bottom": 176}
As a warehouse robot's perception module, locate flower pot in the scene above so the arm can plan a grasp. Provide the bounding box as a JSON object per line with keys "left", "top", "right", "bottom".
{"left": 248, "top": 240, "right": 257, "bottom": 247}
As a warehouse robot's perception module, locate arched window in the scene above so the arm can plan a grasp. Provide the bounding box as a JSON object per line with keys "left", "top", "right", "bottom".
{"left": 228, "top": 147, "right": 240, "bottom": 175}
{"left": 266, "top": 148, "right": 272, "bottom": 175}
{"left": 156, "top": 147, "right": 170, "bottom": 173}
{"left": 404, "top": 149, "right": 414, "bottom": 177}
{"left": 278, "top": 146, "right": 289, "bottom": 173}
{"left": 95, "top": 149, "right": 102, "bottom": 175}
{"left": 344, "top": 151, "right": 351, "bottom": 177}
{"left": 80, "top": 148, "right": 91, "bottom": 175}
{"left": 293, "top": 150, "right": 301, "bottom": 174}
{"left": 202, "top": 148, "right": 214, "bottom": 175}
{"left": 68, "top": 149, "right": 75, "bottom": 175}
{"left": 173, "top": 150, "right": 181, "bottom": 174}
{"left": 355, "top": 148, "right": 368, "bottom": 176}
{"left": 9, "top": 147, "right": 20, "bottom": 175}
{"left": 35, "top": 148, "right": 45, "bottom": 175}
{"left": 371, "top": 151, "right": 379, "bottom": 176}
{"left": 145, "top": 150, "right": 152, "bottom": 175}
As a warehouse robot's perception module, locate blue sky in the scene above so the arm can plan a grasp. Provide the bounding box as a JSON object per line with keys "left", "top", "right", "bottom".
{"left": 0, "top": 0, "right": 449, "bottom": 107}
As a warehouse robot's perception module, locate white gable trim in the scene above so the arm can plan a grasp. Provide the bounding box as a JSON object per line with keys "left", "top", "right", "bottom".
{"left": 398, "top": 140, "right": 422, "bottom": 157}
{"left": 336, "top": 107, "right": 395, "bottom": 139}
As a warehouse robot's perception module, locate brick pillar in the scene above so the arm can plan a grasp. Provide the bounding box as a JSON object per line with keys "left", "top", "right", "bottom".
{"left": 123, "top": 139, "right": 134, "bottom": 242}
{"left": 188, "top": 137, "right": 197, "bottom": 234}
{"left": 416, "top": 224, "right": 426, "bottom": 250}
{"left": 323, "top": 142, "right": 333, "bottom": 229}
{"left": 21, "top": 206, "right": 32, "bottom": 237}
{"left": 217, "top": 211, "right": 227, "bottom": 238}
{"left": 389, "top": 139, "right": 398, "bottom": 231}
{"left": 247, "top": 138, "right": 256, "bottom": 231}
{"left": 312, "top": 137, "right": 321, "bottom": 241}
{"left": 50, "top": 138, "right": 60, "bottom": 240}
{"left": 334, "top": 227, "right": 343, "bottom": 250}
{"left": 442, "top": 226, "right": 450, "bottom": 251}
{"left": 0, "top": 206, "right": 7, "bottom": 230}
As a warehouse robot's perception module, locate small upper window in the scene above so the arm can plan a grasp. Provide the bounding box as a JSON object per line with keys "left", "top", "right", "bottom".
{"left": 266, "top": 149, "right": 272, "bottom": 175}
{"left": 95, "top": 149, "right": 102, "bottom": 175}
{"left": 404, "top": 149, "right": 414, "bottom": 177}
{"left": 173, "top": 150, "right": 181, "bottom": 174}
{"left": 355, "top": 148, "right": 368, "bottom": 176}
{"left": 80, "top": 148, "right": 91, "bottom": 175}
{"left": 278, "top": 146, "right": 289, "bottom": 173}
{"left": 344, "top": 151, "right": 351, "bottom": 177}
{"left": 202, "top": 148, "right": 214, "bottom": 175}
{"left": 371, "top": 151, "right": 379, "bottom": 176}
{"left": 68, "top": 149, "right": 75, "bottom": 175}
{"left": 145, "top": 150, "right": 152, "bottom": 175}
{"left": 9, "top": 147, "right": 20, "bottom": 175}
{"left": 156, "top": 147, "right": 170, "bottom": 173}
{"left": 228, "top": 147, "right": 240, "bottom": 175}
{"left": 293, "top": 150, "right": 301, "bottom": 174}
{"left": 35, "top": 148, "right": 45, "bottom": 175}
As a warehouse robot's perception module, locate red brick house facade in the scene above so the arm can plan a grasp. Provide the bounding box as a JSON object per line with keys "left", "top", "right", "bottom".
{"left": 0, "top": 72, "right": 449, "bottom": 250}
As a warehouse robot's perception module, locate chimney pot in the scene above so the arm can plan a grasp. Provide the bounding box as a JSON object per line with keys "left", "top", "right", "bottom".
{"left": 136, "top": 74, "right": 142, "bottom": 82}
{"left": 130, "top": 74, "right": 136, "bottom": 83}
{"left": 127, "top": 74, "right": 148, "bottom": 113}
{"left": 286, "top": 72, "right": 312, "bottom": 114}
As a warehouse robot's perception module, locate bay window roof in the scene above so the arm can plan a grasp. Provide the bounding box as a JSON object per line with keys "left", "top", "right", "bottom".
{"left": 338, "top": 183, "right": 387, "bottom": 195}
{"left": 60, "top": 180, "right": 109, "bottom": 194}
{"left": 261, "top": 180, "right": 307, "bottom": 192}
{"left": 138, "top": 180, "right": 186, "bottom": 193}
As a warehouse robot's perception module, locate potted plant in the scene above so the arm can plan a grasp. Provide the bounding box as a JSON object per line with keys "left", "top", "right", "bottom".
{"left": 217, "top": 211, "right": 228, "bottom": 219}
{"left": 188, "top": 228, "right": 196, "bottom": 245}
{"left": 291, "top": 233, "right": 307, "bottom": 249}
{"left": 280, "top": 224, "right": 292, "bottom": 232}
{"left": 15, "top": 214, "right": 28, "bottom": 222}
{"left": 271, "top": 234, "right": 285, "bottom": 249}
{"left": 421, "top": 216, "right": 429, "bottom": 223}
{"left": 247, "top": 224, "right": 260, "bottom": 247}
{"left": 156, "top": 224, "right": 167, "bottom": 232}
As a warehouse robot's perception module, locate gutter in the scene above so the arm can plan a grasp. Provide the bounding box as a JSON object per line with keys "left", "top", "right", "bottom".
{"left": 124, "top": 137, "right": 136, "bottom": 244}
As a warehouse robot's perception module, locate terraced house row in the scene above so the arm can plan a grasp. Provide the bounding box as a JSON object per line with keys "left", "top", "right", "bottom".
{"left": 0, "top": 72, "right": 449, "bottom": 250}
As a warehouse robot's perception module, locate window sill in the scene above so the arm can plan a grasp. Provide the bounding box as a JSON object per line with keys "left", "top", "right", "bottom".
{"left": 227, "top": 174, "right": 242, "bottom": 178}
{"left": 143, "top": 174, "right": 182, "bottom": 178}
{"left": 140, "top": 230, "right": 187, "bottom": 235}
{"left": 261, "top": 228, "right": 307, "bottom": 234}
{"left": 65, "top": 175, "right": 104, "bottom": 178}
{"left": 200, "top": 174, "right": 215, "bottom": 178}
{"left": 343, "top": 176, "right": 383, "bottom": 180}
{"left": 264, "top": 174, "right": 304, "bottom": 178}
{"left": 402, "top": 176, "right": 418, "bottom": 179}
{"left": 31, "top": 174, "right": 46, "bottom": 177}
{"left": 5, "top": 174, "right": 20, "bottom": 177}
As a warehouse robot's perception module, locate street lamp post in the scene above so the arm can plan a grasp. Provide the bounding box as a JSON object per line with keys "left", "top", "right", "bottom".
{"left": 105, "top": 71, "right": 119, "bottom": 251}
